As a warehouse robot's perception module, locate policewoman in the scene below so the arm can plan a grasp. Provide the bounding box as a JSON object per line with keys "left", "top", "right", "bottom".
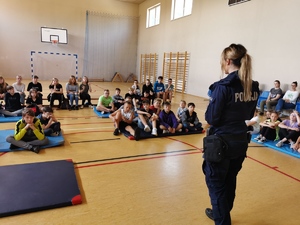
{"left": 203, "top": 44, "right": 259, "bottom": 225}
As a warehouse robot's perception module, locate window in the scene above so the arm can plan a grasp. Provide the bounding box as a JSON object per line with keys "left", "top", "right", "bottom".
{"left": 146, "top": 4, "right": 160, "bottom": 28}
{"left": 228, "top": 0, "right": 251, "bottom": 6}
{"left": 171, "top": 0, "right": 193, "bottom": 20}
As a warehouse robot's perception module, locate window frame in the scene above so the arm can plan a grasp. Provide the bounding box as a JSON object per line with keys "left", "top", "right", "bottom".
{"left": 171, "top": 0, "right": 193, "bottom": 20}
{"left": 146, "top": 3, "right": 161, "bottom": 28}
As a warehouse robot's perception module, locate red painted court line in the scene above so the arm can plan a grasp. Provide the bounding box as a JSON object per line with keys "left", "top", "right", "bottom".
{"left": 75, "top": 151, "right": 200, "bottom": 169}
{"left": 164, "top": 136, "right": 203, "bottom": 152}
{"left": 247, "top": 155, "right": 300, "bottom": 183}
{"left": 0, "top": 152, "right": 7, "bottom": 157}
{"left": 75, "top": 146, "right": 300, "bottom": 183}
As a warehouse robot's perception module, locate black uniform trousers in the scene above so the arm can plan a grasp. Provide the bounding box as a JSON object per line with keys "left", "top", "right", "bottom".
{"left": 203, "top": 155, "right": 245, "bottom": 225}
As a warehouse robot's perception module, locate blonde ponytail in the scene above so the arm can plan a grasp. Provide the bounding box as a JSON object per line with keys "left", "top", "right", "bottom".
{"left": 239, "top": 53, "right": 252, "bottom": 101}
{"left": 221, "top": 44, "right": 253, "bottom": 101}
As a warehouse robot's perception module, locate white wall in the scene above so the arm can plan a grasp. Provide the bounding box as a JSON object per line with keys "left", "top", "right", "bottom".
{"left": 0, "top": 0, "right": 139, "bottom": 80}
{"left": 138, "top": 0, "right": 300, "bottom": 97}
{"left": 1, "top": 0, "right": 300, "bottom": 98}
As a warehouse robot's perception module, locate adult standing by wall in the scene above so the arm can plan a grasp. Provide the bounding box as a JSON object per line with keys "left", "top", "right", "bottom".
{"left": 203, "top": 44, "right": 259, "bottom": 225}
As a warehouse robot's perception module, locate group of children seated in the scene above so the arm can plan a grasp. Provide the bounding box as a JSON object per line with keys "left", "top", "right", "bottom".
{"left": 1, "top": 75, "right": 203, "bottom": 151}
{"left": 247, "top": 109, "right": 300, "bottom": 153}
{"left": 0, "top": 75, "right": 93, "bottom": 117}
{"left": 105, "top": 93, "right": 203, "bottom": 140}
{"left": 94, "top": 76, "right": 175, "bottom": 115}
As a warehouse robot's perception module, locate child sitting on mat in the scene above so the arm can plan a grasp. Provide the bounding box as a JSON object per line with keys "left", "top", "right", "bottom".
{"left": 6, "top": 108, "right": 49, "bottom": 153}
{"left": 176, "top": 100, "right": 187, "bottom": 122}
{"left": 255, "top": 111, "right": 280, "bottom": 143}
{"left": 110, "top": 101, "right": 140, "bottom": 140}
{"left": 275, "top": 110, "right": 300, "bottom": 147}
{"left": 38, "top": 106, "right": 61, "bottom": 136}
{"left": 159, "top": 101, "right": 183, "bottom": 134}
{"left": 181, "top": 102, "right": 203, "bottom": 132}
{"left": 137, "top": 99, "right": 158, "bottom": 136}
{"left": 96, "top": 89, "right": 115, "bottom": 113}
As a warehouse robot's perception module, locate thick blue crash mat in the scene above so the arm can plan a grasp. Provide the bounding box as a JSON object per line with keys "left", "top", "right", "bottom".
{"left": 0, "top": 116, "right": 22, "bottom": 123}
{"left": 0, "top": 129, "right": 65, "bottom": 152}
{"left": 0, "top": 159, "right": 82, "bottom": 217}
{"left": 93, "top": 106, "right": 110, "bottom": 118}
{"left": 251, "top": 134, "right": 300, "bottom": 159}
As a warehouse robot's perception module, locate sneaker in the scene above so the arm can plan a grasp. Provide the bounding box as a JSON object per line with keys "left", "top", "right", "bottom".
{"left": 205, "top": 208, "right": 214, "bottom": 221}
{"left": 50, "top": 132, "right": 59, "bottom": 137}
{"left": 75, "top": 106, "right": 79, "bottom": 110}
{"left": 89, "top": 105, "right": 94, "bottom": 108}
{"left": 258, "top": 137, "right": 266, "bottom": 143}
{"left": 276, "top": 141, "right": 283, "bottom": 147}
{"left": 254, "top": 135, "right": 261, "bottom": 141}
{"left": 134, "top": 127, "right": 141, "bottom": 141}
{"left": 163, "top": 130, "right": 169, "bottom": 134}
{"left": 279, "top": 113, "right": 285, "bottom": 118}
{"left": 290, "top": 142, "right": 295, "bottom": 149}
{"left": 151, "top": 128, "right": 158, "bottom": 136}
{"left": 30, "top": 146, "right": 40, "bottom": 154}
{"left": 144, "top": 125, "right": 151, "bottom": 132}
{"left": 101, "top": 111, "right": 105, "bottom": 114}
{"left": 80, "top": 105, "right": 84, "bottom": 109}
{"left": 113, "top": 128, "right": 120, "bottom": 136}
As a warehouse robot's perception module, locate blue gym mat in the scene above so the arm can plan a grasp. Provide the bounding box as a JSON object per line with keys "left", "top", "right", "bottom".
{"left": 93, "top": 106, "right": 110, "bottom": 118}
{"left": 0, "top": 116, "right": 22, "bottom": 123}
{"left": 0, "top": 129, "right": 65, "bottom": 152}
{"left": 0, "top": 159, "right": 82, "bottom": 217}
{"left": 122, "top": 128, "right": 205, "bottom": 140}
{"left": 251, "top": 134, "right": 300, "bottom": 159}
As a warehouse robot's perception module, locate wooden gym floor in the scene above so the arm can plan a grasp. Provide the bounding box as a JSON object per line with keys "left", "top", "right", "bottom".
{"left": 0, "top": 79, "right": 300, "bottom": 225}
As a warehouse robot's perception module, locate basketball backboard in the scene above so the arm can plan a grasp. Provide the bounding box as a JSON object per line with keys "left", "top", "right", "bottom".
{"left": 41, "top": 27, "right": 68, "bottom": 44}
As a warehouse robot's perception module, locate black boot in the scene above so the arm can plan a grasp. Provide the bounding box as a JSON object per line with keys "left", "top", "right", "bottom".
{"left": 205, "top": 208, "right": 214, "bottom": 220}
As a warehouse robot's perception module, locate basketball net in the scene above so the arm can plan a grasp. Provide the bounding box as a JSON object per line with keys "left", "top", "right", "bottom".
{"left": 51, "top": 40, "right": 58, "bottom": 46}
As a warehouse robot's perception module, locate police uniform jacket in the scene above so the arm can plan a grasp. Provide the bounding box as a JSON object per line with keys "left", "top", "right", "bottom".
{"left": 205, "top": 70, "right": 259, "bottom": 158}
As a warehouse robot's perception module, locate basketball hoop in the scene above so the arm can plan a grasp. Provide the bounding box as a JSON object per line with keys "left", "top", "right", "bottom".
{"left": 51, "top": 40, "right": 58, "bottom": 46}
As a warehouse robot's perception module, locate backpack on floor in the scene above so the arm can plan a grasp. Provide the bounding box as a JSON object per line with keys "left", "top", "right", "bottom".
{"left": 60, "top": 96, "right": 70, "bottom": 110}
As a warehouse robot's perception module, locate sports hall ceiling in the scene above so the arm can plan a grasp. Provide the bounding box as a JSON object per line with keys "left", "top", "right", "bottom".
{"left": 116, "top": 0, "right": 146, "bottom": 4}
